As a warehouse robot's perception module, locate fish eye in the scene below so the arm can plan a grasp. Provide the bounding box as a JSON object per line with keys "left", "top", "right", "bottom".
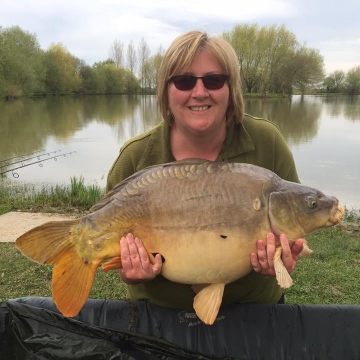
{"left": 306, "top": 196, "right": 317, "bottom": 208}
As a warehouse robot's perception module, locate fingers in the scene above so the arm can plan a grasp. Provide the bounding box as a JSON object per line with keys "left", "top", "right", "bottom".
{"left": 251, "top": 233, "right": 304, "bottom": 277}
{"left": 250, "top": 234, "right": 276, "bottom": 276}
{"left": 280, "top": 235, "right": 304, "bottom": 273}
{"left": 119, "top": 233, "right": 162, "bottom": 284}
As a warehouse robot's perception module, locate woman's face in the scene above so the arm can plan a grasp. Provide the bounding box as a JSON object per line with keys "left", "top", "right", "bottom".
{"left": 168, "top": 49, "right": 230, "bottom": 135}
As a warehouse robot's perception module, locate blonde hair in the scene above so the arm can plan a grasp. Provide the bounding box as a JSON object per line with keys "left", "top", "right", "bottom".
{"left": 157, "top": 30, "right": 244, "bottom": 126}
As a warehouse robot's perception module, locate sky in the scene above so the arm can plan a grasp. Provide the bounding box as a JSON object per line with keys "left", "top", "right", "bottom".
{"left": 1, "top": 0, "right": 359, "bottom": 74}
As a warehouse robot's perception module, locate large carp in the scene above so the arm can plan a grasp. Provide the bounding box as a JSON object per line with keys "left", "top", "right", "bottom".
{"left": 15, "top": 160, "right": 344, "bottom": 325}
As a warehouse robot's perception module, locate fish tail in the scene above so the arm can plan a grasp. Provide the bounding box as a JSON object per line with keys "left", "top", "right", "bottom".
{"left": 52, "top": 246, "right": 98, "bottom": 317}
{"left": 15, "top": 219, "right": 99, "bottom": 317}
{"left": 15, "top": 219, "right": 80, "bottom": 264}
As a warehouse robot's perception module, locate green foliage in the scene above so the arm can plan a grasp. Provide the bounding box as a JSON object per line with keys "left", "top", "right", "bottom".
{"left": 0, "top": 26, "right": 45, "bottom": 98}
{"left": 223, "top": 24, "right": 325, "bottom": 95}
{"left": 345, "top": 65, "right": 360, "bottom": 94}
{"left": 43, "top": 43, "right": 82, "bottom": 94}
{"left": 0, "top": 24, "right": 358, "bottom": 98}
{"left": 324, "top": 70, "right": 346, "bottom": 93}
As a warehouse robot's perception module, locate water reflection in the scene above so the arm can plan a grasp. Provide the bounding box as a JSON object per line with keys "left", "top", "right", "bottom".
{"left": 0, "top": 94, "right": 359, "bottom": 208}
{"left": 0, "top": 95, "right": 161, "bottom": 161}
{"left": 245, "top": 96, "right": 322, "bottom": 146}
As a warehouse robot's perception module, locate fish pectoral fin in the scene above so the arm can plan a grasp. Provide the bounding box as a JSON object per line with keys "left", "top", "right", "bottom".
{"left": 193, "top": 283, "right": 225, "bottom": 325}
{"left": 274, "top": 246, "right": 293, "bottom": 288}
{"left": 102, "top": 257, "right": 122, "bottom": 271}
{"left": 52, "top": 249, "right": 100, "bottom": 317}
{"left": 299, "top": 241, "right": 314, "bottom": 257}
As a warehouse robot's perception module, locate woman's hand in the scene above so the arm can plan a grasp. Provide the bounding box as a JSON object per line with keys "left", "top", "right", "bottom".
{"left": 250, "top": 233, "right": 304, "bottom": 276}
{"left": 118, "top": 233, "right": 163, "bottom": 284}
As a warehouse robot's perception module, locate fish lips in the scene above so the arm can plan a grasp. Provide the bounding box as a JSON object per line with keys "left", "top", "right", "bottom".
{"left": 327, "top": 203, "right": 345, "bottom": 227}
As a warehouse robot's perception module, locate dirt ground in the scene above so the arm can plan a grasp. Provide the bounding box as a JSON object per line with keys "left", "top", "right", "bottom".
{"left": 0, "top": 212, "right": 76, "bottom": 242}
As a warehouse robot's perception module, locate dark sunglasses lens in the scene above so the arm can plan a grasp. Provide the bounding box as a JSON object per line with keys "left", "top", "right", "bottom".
{"left": 171, "top": 75, "right": 228, "bottom": 90}
{"left": 172, "top": 76, "right": 196, "bottom": 90}
{"left": 203, "top": 75, "right": 227, "bottom": 90}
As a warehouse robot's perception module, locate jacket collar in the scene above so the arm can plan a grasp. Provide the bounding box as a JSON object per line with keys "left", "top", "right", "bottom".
{"left": 136, "top": 118, "right": 255, "bottom": 170}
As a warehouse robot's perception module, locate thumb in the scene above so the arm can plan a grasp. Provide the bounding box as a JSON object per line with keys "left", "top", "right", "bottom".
{"left": 152, "top": 254, "right": 163, "bottom": 275}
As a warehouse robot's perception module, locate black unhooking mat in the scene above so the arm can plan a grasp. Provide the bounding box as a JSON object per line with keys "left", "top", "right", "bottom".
{"left": 1, "top": 297, "right": 360, "bottom": 359}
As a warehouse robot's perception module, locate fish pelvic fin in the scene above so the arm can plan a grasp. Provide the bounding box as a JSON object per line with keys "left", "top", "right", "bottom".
{"left": 52, "top": 249, "right": 99, "bottom": 317}
{"left": 15, "top": 219, "right": 80, "bottom": 264}
{"left": 274, "top": 246, "right": 293, "bottom": 288}
{"left": 102, "top": 256, "right": 122, "bottom": 271}
{"left": 193, "top": 283, "right": 225, "bottom": 325}
{"left": 101, "top": 247, "right": 157, "bottom": 272}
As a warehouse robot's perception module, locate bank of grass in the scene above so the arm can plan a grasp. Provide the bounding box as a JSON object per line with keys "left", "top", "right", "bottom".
{"left": 0, "top": 176, "right": 104, "bottom": 215}
{"left": 0, "top": 177, "right": 359, "bottom": 305}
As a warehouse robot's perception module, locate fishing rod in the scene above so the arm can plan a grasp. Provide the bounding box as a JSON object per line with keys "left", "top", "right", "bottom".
{"left": 0, "top": 149, "right": 45, "bottom": 165}
{"left": 0, "top": 150, "right": 76, "bottom": 178}
{"left": 0, "top": 150, "right": 62, "bottom": 169}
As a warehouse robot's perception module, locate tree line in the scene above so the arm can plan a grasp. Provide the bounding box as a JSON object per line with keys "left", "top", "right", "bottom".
{"left": 0, "top": 24, "right": 359, "bottom": 99}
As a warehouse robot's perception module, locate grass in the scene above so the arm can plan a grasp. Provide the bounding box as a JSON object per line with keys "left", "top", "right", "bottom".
{"left": 0, "top": 175, "right": 104, "bottom": 215}
{"left": 285, "top": 223, "right": 360, "bottom": 304}
{"left": 0, "top": 242, "right": 128, "bottom": 302}
{"left": 0, "top": 177, "right": 359, "bottom": 305}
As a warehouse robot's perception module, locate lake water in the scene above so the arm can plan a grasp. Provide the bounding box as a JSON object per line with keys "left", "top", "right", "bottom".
{"left": 0, "top": 94, "right": 359, "bottom": 209}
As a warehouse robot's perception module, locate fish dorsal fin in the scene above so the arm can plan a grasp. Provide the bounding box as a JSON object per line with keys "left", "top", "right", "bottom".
{"left": 193, "top": 283, "right": 225, "bottom": 325}
{"left": 274, "top": 246, "right": 293, "bottom": 288}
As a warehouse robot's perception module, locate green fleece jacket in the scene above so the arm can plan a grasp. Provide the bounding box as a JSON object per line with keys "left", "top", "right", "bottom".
{"left": 106, "top": 114, "right": 299, "bottom": 308}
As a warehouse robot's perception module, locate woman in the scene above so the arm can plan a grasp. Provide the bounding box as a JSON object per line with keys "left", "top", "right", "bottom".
{"left": 106, "top": 30, "right": 304, "bottom": 309}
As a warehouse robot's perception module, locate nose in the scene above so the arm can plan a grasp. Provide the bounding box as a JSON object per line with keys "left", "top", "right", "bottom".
{"left": 191, "top": 78, "right": 208, "bottom": 98}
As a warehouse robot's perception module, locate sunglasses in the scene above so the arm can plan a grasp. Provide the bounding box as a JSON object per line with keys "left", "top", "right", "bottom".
{"left": 169, "top": 74, "right": 229, "bottom": 91}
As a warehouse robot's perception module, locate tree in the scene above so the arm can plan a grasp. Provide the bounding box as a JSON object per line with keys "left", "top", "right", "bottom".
{"left": 126, "top": 40, "right": 137, "bottom": 93}
{"left": 223, "top": 24, "right": 325, "bottom": 95}
{"left": 0, "top": 26, "right": 45, "bottom": 98}
{"left": 138, "top": 37, "right": 151, "bottom": 93}
{"left": 345, "top": 65, "right": 360, "bottom": 94}
{"left": 323, "top": 76, "right": 336, "bottom": 93}
{"left": 141, "top": 52, "right": 164, "bottom": 93}
{"left": 223, "top": 24, "right": 262, "bottom": 93}
{"left": 330, "top": 70, "right": 346, "bottom": 92}
{"left": 292, "top": 46, "right": 325, "bottom": 94}
{"left": 223, "top": 24, "right": 298, "bottom": 94}
{"left": 109, "top": 39, "right": 124, "bottom": 67}
{"left": 44, "top": 43, "right": 82, "bottom": 94}
{"left": 258, "top": 25, "right": 298, "bottom": 95}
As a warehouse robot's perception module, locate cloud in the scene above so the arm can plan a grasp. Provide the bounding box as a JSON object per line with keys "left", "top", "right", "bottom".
{"left": 321, "top": 37, "right": 360, "bottom": 73}
{"left": 1, "top": 0, "right": 359, "bottom": 71}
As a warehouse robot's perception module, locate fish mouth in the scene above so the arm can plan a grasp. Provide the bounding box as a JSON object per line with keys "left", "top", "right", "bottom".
{"left": 326, "top": 203, "right": 345, "bottom": 227}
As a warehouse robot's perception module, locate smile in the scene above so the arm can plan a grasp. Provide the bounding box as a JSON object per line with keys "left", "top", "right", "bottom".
{"left": 189, "top": 106, "right": 209, "bottom": 111}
